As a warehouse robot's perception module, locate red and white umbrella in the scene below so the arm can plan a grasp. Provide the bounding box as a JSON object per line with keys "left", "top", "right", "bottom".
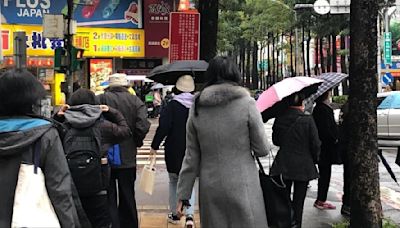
{"left": 256, "top": 77, "right": 323, "bottom": 120}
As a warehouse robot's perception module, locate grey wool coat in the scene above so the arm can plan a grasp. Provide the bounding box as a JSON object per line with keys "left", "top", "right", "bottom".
{"left": 177, "top": 83, "right": 272, "bottom": 228}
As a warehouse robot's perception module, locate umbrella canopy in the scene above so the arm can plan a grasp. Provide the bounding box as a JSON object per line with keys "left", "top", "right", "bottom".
{"left": 151, "top": 83, "right": 165, "bottom": 90}
{"left": 147, "top": 60, "right": 209, "bottom": 85}
{"left": 304, "top": 73, "right": 348, "bottom": 111}
{"left": 378, "top": 150, "right": 399, "bottom": 185}
{"left": 256, "top": 77, "right": 323, "bottom": 121}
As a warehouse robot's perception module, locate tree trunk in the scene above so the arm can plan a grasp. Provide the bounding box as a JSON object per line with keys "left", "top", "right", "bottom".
{"left": 290, "top": 30, "right": 294, "bottom": 77}
{"left": 341, "top": 35, "right": 349, "bottom": 94}
{"left": 252, "top": 41, "right": 259, "bottom": 89}
{"left": 267, "top": 34, "right": 271, "bottom": 87}
{"left": 349, "top": 0, "right": 382, "bottom": 227}
{"left": 198, "top": 0, "right": 218, "bottom": 61}
{"left": 240, "top": 40, "right": 246, "bottom": 85}
{"left": 306, "top": 29, "right": 311, "bottom": 77}
{"left": 302, "top": 26, "right": 306, "bottom": 76}
{"left": 276, "top": 35, "right": 280, "bottom": 81}
{"left": 246, "top": 41, "right": 251, "bottom": 88}
{"left": 315, "top": 37, "right": 320, "bottom": 75}
{"left": 272, "top": 33, "right": 276, "bottom": 84}
{"left": 327, "top": 36, "right": 332, "bottom": 72}
{"left": 332, "top": 34, "right": 339, "bottom": 95}
{"left": 320, "top": 37, "right": 326, "bottom": 73}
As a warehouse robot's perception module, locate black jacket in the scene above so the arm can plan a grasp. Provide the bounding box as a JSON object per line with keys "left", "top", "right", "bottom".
{"left": 151, "top": 100, "right": 190, "bottom": 174}
{"left": 312, "top": 102, "right": 338, "bottom": 165}
{"left": 270, "top": 108, "right": 321, "bottom": 181}
{"left": 0, "top": 117, "right": 78, "bottom": 228}
{"left": 99, "top": 87, "right": 150, "bottom": 168}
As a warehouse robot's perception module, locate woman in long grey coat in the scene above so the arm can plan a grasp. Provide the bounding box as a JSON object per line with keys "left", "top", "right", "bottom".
{"left": 176, "top": 56, "right": 271, "bottom": 228}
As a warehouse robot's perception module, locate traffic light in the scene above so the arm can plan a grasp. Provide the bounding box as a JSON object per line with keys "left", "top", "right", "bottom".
{"left": 54, "top": 47, "right": 67, "bottom": 73}
{"left": 71, "top": 46, "right": 85, "bottom": 71}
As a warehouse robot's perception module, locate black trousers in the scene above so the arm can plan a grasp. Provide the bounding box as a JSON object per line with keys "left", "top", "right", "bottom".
{"left": 317, "top": 164, "right": 332, "bottom": 202}
{"left": 342, "top": 153, "right": 351, "bottom": 207}
{"left": 80, "top": 194, "right": 111, "bottom": 228}
{"left": 108, "top": 168, "right": 138, "bottom": 228}
{"left": 284, "top": 179, "right": 308, "bottom": 228}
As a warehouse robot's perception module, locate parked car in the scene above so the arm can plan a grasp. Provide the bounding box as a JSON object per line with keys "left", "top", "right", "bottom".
{"left": 377, "top": 91, "right": 400, "bottom": 146}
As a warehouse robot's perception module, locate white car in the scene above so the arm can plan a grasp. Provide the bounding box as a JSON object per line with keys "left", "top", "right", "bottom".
{"left": 377, "top": 91, "right": 400, "bottom": 146}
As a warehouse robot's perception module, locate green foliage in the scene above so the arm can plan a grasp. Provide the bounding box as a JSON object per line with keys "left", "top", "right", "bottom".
{"left": 390, "top": 21, "right": 400, "bottom": 44}
{"left": 332, "top": 218, "right": 399, "bottom": 228}
{"left": 332, "top": 95, "right": 348, "bottom": 104}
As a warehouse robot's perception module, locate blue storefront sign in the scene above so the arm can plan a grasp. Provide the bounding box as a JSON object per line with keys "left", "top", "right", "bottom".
{"left": 0, "top": 0, "right": 142, "bottom": 28}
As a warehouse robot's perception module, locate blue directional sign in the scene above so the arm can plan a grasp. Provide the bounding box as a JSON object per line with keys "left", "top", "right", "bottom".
{"left": 382, "top": 72, "right": 394, "bottom": 85}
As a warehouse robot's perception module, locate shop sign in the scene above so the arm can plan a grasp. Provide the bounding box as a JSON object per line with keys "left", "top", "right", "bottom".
{"left": 0, "top": 0, "right": 142, "bottom": 28}
{"left": 169, "top": 12, "right": 200, "bottom": 62}
{"left": 1, "top": 24, "right": 145, "bottom": 57}
{"left": 144, "top": 0, "right": 172, "bottom": 58}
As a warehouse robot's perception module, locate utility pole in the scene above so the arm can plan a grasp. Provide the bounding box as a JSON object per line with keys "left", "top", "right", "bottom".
{"left": 66, "top": 0, "right": 74, "bottom": 100}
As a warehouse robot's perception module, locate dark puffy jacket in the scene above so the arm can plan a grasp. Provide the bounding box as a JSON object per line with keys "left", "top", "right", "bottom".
{"left": 270, "top": 108, "right": 321, "bottom": 181}
{"left": 151, "top": 100, "right": 190, "bottom": 174}
{"left": 0, "top": 117, "right": 79, "bottom": 228}
{"left": 98, "top": 86, "right": 150, "bottom": 168}
{"left": 312, "top": 102, "right": 338, "bottom": 165}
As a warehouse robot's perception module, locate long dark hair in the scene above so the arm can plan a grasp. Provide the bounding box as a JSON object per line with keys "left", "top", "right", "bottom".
{"left": 194, "top": 56, "right": 242, "bottom": 116}
{"left": 68, "top": 88, "right": 98, "bottom": 106}
{"left": 0, "top": 69, "right": 46, "bottom": 116}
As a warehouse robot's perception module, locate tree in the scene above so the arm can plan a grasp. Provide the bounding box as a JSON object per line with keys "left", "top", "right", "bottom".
{"left": 348, "top": 0, "right": 383, "bottom": 226}
{"left": 199, "top": 0, "right": 219, "bottom": 61}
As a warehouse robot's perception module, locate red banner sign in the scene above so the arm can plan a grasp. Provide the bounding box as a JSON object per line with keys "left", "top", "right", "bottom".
{"left": 169, "top": 12, "right": 200, "bottom": 62}
{"left": 144, "top": 0, "right": 173, "bottom": 58}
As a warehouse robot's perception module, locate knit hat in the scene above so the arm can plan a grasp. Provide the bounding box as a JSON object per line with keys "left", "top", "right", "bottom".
{"left": 176, "top": 75, "right": 195, "bottom": 92}
{"left": 108, "top": 73, "right": 128, "bottom": 87}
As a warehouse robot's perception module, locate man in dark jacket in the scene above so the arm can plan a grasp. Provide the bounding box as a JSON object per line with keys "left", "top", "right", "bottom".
{"left": 98, "top": 73, "right": 150, "bottom": 228}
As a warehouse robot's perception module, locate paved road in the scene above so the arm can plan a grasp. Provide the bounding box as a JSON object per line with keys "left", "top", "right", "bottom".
{"left": 136, "top": 118, "right": 400, "bottom": 227}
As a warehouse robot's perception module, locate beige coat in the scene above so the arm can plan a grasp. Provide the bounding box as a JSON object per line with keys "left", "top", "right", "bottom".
{"left": 177, "top": 83, "right": 271, "bottom": 228}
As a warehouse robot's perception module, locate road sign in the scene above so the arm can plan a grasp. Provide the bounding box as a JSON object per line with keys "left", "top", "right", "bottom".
{"left": 384, "top": 32, "right": 392, "bottom": 65}
{"left": 382, "top": 72, "right": 394, "bottom": 85}
{"left": 313, "top": 0, "right": 330, "bottom": 15}
{"left": 330, "top": 0, "right": 350, "bottom": 14}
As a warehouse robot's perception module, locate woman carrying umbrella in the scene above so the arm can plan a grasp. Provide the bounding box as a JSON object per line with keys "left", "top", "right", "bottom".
{"left": 270, "top": 92, "right": 321, "bottom": 228}
{"left": 312, "top": 90, "right": 338, "bottom": 210}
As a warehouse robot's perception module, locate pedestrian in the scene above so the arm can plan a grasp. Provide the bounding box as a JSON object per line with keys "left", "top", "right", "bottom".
{"left": 312, "top": 90, "right": 338, "bottom": 210}
{"left": 160, "top": 89, "right": 174, "bottom": 113}
{"left": 0, "top": 69, "right": 79, "bottom": 227}
{"left": 54, "top": 88, "right": 132, "bottom": 228}
{"left": 270, "top": 92, "right": 321, "bottom": 227}
{"left": 98, "top": 73, "right": 150, "bottom": 228}
{"left": 153, "top": 89, "right": 162, "bottom": 117}
{"left": 176, "top": 56, "right": 271, "bottom": 228}
{"left": 150, "top": 75, "right": 196, "bottom": 227}
{"left": 338, "top": 101, "right": 351, "bottom": 216}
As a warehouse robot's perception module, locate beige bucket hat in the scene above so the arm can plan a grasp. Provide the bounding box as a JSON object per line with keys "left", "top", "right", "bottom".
{"left": 108, "top": 73, "right": 128, "bottom": 87}
{"left": 176, "top": 75, "right": 195, "bottom": 92}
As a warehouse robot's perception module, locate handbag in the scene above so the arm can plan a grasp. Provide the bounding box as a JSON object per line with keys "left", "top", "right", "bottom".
{"left": 12, "top": 141, "right": 60, "bottom": 228}
{"left": 139, "top": 154, "right": 157, "bottom": 195}
{"left": 256, "top": 157, "right": 292, "bottom": 228}
{"left": 107, "top": 144, "right": 122, "bottom": 167}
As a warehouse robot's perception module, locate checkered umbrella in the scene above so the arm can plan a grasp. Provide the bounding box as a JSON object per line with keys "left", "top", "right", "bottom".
{"left": 304, "top": 73, "right": 348, "bottom": 112}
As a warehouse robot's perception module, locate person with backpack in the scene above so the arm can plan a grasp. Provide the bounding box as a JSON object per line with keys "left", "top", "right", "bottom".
{"left": 0, "top": 69, "right": 79, "bottom": 227}
{"left": 98, "top": 73, "right": 150, "bottom": 228}
{"left": 54, "top": 88, "right": 132, "bottom": 228}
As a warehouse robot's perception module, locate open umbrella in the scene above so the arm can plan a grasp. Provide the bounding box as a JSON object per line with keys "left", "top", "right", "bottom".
{"left": 147, "top": 60, "right": 209, "bottom": 85}
{"left": 150, "top": 83, "right": 165, "bottom": 90}
{"left": 256, "top": 77, "right": 323, "bottom": 122}
{"left": 304, "top": 73, "right": 348, "bottom": 111}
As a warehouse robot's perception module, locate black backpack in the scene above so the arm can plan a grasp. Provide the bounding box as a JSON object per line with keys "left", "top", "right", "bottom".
{"left": 63, "top": 121, "right": 104, "bottom": 197}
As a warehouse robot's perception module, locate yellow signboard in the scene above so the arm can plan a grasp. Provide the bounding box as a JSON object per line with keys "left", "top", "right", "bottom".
{"left": 1, "top": 24, "right": 145, "bottom": 57}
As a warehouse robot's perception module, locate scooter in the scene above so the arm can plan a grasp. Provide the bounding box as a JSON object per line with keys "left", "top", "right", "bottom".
{"left": 146, "top": 101, "right": 156, "bottom": 118}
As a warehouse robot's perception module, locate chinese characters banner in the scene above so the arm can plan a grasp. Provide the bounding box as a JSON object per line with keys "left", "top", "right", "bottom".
{"left": 144, "top": 0, "right": 172, "bottom": 58}
{"left": 1, "top": 24, "right": 145, "bottom": 57}
{"left": 169, "top": 12, "right": 200, "bottom": 63}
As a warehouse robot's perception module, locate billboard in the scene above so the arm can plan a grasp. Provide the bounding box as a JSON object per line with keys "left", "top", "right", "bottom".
{"left": 144, "top": 0, "right": 172, "bottom": 58}
{"left": 1, "top": 24, "right": 145, "bottom": 57}
{"left": 169, "top": 12, "right": 200, "bottom": 62}
{"left": 0, "top": 0, "right": 142, "bottom": 28}
{"left": 89, "top": 59, "right": 113, "bottom": 95}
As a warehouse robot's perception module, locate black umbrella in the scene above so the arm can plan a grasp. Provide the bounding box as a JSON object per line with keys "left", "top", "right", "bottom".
{"left": 147, "top": 60, "right": 209, "bottom": 85}
{"left": 378, "top": 150, "right": 399, "bottom": 185}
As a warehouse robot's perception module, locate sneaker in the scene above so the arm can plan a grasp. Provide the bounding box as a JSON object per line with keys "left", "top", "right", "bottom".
{"left": 314, "top": 200, "right": 337, "bottom": 210}
{"left": 167, "top": 213, "right": 180, "bottom": 225}
{"left": 341, "top": 205, "right": 351, "bottom": 216}
{"left": 185, "top": 216, "right": 195, "bottom": 228}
